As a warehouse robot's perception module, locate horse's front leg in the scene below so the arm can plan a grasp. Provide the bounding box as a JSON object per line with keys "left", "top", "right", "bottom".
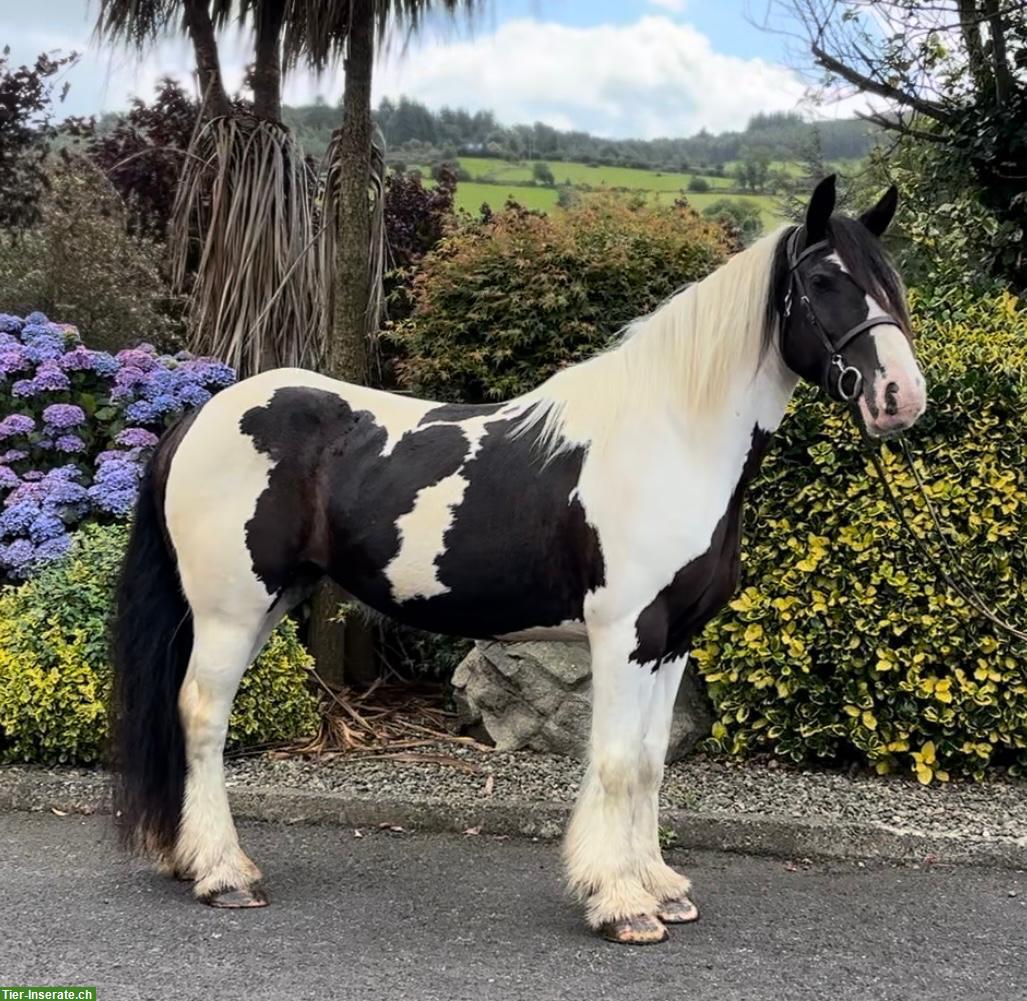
{"left": 564, "top": 618, "right": 666, "bottom": 945}
{"left": 634, "top": 654, "right": 699, "bottom": 925}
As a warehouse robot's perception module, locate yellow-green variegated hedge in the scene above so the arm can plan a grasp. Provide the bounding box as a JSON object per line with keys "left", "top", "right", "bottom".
{"left": 696, "top": 289, "right": 1027, "bottom": 782}
{"left": 0, "top": 523, "right": 320, "bottom": 764}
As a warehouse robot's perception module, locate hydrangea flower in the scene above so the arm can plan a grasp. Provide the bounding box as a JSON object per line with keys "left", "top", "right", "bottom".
{"left": 176, "top": 384, "right": 212, "bottom": 408}
{"left": 54, "top": 435, "right": 86, "bottom": 454}
{"left": 115, "top": 428, "right": 159, "bottom": 449}
{"left": 0, "top": 312, "right": 237, "bottom": 582}
{"left": 0, "top": 538, "right": 35, "bottom": 574}
{"left": 0, "top": 347, "right": 31, "bottom": 375}
{"left": 0, "top": 414, "right": 35, "bottom": 438}
{"left": 43, "top": 404, "right": 86, "bottom": 429}
{"left": 32, "top": 362, "right": 71, "bottom": 393}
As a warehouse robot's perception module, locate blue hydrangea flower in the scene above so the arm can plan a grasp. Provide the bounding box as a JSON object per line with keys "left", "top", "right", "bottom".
{"left": 176, "top": 383, "right": 212, "bottom": 408}
{"left": 11, "top": 379, "right": 37, "bottom": 398}
{"left": 0, "top": 466, "right": 19, "bottom": 489}
{"left": 24, "top": 311, "right": 49, "bottom": 325}
{"left": 0, "top": 502, "right": 40, "bottom": 536}
{"left": 124, "top": 400, "right": 157, "bottom": 423}
{"left": 33, "top": 533, "right": 71, "bottom": 565}
{"left": 93, "top": 351, "right": 119, "bottom": 377}
{"left": 0, "top": 414, "right": 35, "bottom": 438}
{"left": 24, "top": 333, "right": 65, "bottom": 364}
{"left": 54, "top": 434, "right": 86, "bottom": 454}
{"left": 43, "top": 403, "right": 87, "bottom": 429}
{"left": 29, "top": 512, "right": 65, "bottom": 543}
{"left": 0, "top": 449, "right": 26, "bottom": 463}
{"left": 115, "top": 427, "right": 160, "bottom": 449}
{"left": 0, "top": 538, "right": 35, "bottom": 574}
{"left": 0, "top": 314, "right": 24, "bottom": 335}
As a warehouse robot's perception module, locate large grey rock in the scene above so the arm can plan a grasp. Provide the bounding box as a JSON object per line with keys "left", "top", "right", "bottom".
{"left": 452, "top": 640, "right": 712, "bottom": 761}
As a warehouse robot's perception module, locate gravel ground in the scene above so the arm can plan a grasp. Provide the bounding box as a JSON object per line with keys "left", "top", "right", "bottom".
{"left": 215, "top": 744, "right": 1027, "bottom": 845}
{"left": 4, "top": 747, "right": 1025, "bottom": 849}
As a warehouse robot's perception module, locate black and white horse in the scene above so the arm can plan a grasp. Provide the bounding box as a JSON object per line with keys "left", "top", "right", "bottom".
{"left": 112, "top": 176, "right": 926, "bottom": 944}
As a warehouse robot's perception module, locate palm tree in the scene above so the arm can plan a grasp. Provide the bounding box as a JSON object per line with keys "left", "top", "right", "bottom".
{"left": 282, "top": 0, "right": 478, "bottom": 679}
{"left": 96, "top": 0, "right": 325, "bottom": 376}
{"left": 281, "top": 0, "right": 477, "bottom": 381}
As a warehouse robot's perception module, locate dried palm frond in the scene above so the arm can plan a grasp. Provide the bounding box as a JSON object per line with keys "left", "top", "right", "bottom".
{"left": 286, "top": 675, "right": 493, "bottom": 756}
{"left": 319, "top": 124, "right": 387, "bottom": 375}
{"left": 169, "top": 113, "right": 328, "bottom": 375}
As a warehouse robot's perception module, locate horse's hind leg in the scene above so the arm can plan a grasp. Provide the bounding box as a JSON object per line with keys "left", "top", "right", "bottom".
{"left": 175, "top": 597, "right": 284, "bottom": 907}
{"left": 634, "top": 655, "right": 698, "bottom": 924}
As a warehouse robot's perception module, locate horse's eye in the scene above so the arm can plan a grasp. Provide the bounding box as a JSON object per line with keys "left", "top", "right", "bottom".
{"left": 810, "top": 273, "right": 830, "bottom": 290}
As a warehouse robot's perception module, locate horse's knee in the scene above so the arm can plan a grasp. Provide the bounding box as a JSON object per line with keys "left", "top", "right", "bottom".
{"left": 594, "top": 743, "right": 640, "bottom": 797}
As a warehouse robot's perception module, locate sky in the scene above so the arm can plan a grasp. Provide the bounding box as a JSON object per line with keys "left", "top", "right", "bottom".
{"left": 0, "top": 0, "right": 868, "bottom": 139}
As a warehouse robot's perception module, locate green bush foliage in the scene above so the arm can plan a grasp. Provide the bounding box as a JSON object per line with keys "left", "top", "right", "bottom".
{"left": 0, "top": 522, "right": 320, "bottom": 764}
{"left": 697, "top": 289, "right": 1027, "bottom": 781}
{"left": 0, "top": 162, "right": 181, "bottom": 354}
{"left": 388, "top": 195, "right": 729, "bottom": 402}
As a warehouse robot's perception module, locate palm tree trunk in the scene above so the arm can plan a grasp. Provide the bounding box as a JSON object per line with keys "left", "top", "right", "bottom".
{"left": 252, "top": 1, "right": 285, "bottom": 122}
{"left": 309, "top": 0, "right": 377, "bottom": 686}
{"left": 183, "top": 0, "right": 230, "bottom": 118}
{"left": 328, "top": 0, "right": 374, "bottom": 382}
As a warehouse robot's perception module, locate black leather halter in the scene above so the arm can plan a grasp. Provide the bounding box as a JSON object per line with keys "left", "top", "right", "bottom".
{"left": 784, "top": 226, "right": 900, "bottom": 403}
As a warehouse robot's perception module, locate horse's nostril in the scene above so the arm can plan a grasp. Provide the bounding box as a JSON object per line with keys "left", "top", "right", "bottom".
{"left": 884, "top": 381, "right": 900, "bottom": 416}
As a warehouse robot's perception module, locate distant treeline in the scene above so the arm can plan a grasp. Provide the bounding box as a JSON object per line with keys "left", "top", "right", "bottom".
{"left": 283, "top": 99, "right": 879, "bottom": 170}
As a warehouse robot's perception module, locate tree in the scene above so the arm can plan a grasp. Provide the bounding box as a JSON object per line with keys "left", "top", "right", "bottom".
{"left": 95, "top": 0, "right": 326, "bottom": 375}
{"left": 779, "top": 0, "right": 1027, "bottom": 288}
{"left": 532, "top": 161, "right": 556, "bottom": 186}
{"left": 0, "top": 50, "right": 77, "bottom": 232}
{"left": 280, "top": 0, "right": 480, "bottom": 682}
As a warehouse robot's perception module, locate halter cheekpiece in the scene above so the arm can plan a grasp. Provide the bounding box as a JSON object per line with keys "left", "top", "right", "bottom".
{"left": 784, "top": 226, "right": 898, "bottom": 404}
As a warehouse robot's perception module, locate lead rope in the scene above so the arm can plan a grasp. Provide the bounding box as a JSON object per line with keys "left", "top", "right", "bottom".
{"left": 852, "top": 407, "right": 1027, "bottom": 643}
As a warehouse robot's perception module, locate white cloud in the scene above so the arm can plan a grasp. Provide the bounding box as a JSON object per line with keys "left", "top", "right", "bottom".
{"left": 362, "top": 16, "right": 811, "bottom": 138}
{"left": 5, "top": 10, "right": 878, "bottom": 139}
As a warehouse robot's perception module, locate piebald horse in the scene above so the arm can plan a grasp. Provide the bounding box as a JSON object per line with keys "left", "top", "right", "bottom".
{"left": 112, "top": 176, "right": 926, "bottom": 944}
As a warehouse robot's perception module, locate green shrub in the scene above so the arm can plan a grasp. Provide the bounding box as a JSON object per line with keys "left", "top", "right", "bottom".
{"left": 388, "top": 195, "right": 729, "bottom": 402}
{"left": 0, "top": 161, "right": 181, "bottom": 354}
{"left": 0, "top": 522, "right": 320, "bottom": 764}
{"left": 697, "top": 289, "right": 1027, "bottom": 781}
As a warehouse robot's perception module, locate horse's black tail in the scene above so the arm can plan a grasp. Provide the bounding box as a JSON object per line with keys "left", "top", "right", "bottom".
{"left": 110, "top": 446, "right": 193, "bottom": 855}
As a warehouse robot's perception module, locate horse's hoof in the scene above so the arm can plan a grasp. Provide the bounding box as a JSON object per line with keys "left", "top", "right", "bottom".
{"left": 657, "top": 896, "right": 700, "bottom": 924}
{"left": 598, "top": 914, "right": 668, "bottom": 945}
{"left": 203, "top": 883, "right": 269, "bottom": 909}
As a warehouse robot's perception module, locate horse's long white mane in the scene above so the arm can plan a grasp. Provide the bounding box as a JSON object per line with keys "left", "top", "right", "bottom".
{"left": 518, "top": 225, "right": 788, "bottom": 453}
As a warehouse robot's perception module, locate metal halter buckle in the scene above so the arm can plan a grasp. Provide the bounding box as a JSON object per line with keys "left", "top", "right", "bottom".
{"left": 831, "top": 354, "right": 863, "bottom": 402}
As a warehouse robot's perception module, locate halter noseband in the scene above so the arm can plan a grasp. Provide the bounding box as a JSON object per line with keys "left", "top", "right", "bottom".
{"left": 784, "top": 226, "right": 899, "bottom": 404}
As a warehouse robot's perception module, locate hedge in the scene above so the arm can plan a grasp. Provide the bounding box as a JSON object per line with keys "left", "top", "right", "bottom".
{"left": 0, "top": 522, "right": 320, "bottom": 764}
{"left": 697, "top": 289, "right": 1027, "bottom": 781}
{"left": 388, "top": 195, "right": 730, "bottom": 402}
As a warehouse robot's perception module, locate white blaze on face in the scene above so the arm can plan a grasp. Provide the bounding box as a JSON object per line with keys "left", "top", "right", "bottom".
{"left": 828, "top": 252, "right": 926, "bottom": 436}
{"left": 856, "top": 292, "right": 927, "bottom": 436}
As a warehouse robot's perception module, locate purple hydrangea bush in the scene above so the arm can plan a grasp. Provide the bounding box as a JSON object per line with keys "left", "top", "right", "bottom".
{"left": 0, "top": 312, "right": 236, "bottom": 579}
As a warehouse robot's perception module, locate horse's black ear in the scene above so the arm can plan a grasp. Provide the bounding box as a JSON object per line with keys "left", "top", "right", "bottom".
{"left": 859, "top": 184, "right": 898, "bottom": 237}
{"left": 805, "top": 174, "right": 836, "bottom": 242}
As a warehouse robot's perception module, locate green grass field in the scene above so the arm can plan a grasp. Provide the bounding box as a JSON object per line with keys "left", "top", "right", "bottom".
{"left": 406, "top": 155, "right": 788, "bottom": 224}
{"left": 452, "top": 181, "right": 561, "bottom": 214}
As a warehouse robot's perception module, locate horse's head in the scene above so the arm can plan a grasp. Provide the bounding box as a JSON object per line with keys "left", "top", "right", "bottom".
{"left": 776, "top": 175, "right": 926, "bottom": 437}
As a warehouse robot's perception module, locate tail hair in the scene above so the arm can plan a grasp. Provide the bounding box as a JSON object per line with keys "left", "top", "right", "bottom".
{"left": 109, "top": 448, "right": 193, "bottom": 855}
